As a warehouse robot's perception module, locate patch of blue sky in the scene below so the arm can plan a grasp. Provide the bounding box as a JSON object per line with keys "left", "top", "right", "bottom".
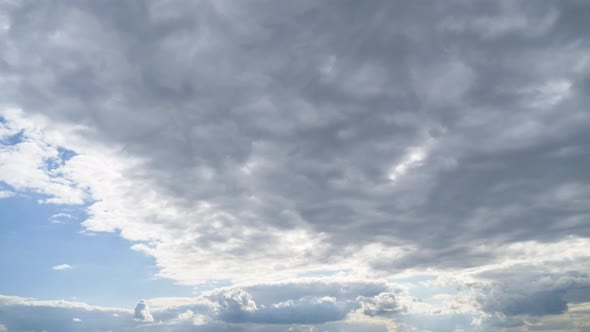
{"left": 193, "top": 280, "right": 233, "bottom": 295}
{"left": 0, "top": 193, "right": 193, "bottom": 307}
{"left": 0, "top": 129, "right": 24, "bottom": 145}
{"left": 401, "top": 313, "right": 482, "bottom": 332}
{"left": 57, "top": 146, "right": 77, "bottom": 162}
{"left": 295, "top": 269, "right": 352, "bottom": 278}
{"left": 0, "top": 180, "right": 13, "bottom": 191}
{"left": 43, "top": 147, "right": 78, "bottom": 171}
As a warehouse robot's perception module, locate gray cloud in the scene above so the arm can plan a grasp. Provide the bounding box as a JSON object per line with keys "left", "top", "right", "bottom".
{"left": 2, "top": 0, "right": 588, "bottom": 272}
{"left": 357, "top": 292, "right": 407, "bottom": 317}
{"left": 158, "top": 279, "right": 408, "bottom": 325}
{"left": 1, "top": 273, "right": 589, "bottom": 332}
{"left": 0, "top": 295, "right": 133, "bottom": 332}
{"left": 0, "top": 280, "right": 406, "bottom": 331}
{"left": 432, "top": 267, "right": 590, "bottom": 328}
{"left": 1, "top": 0, "right": 590, "bottom": 330}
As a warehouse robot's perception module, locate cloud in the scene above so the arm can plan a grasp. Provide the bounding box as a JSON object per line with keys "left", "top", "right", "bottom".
{"left": 206, "top": 287, "right": 355, "bottom": 325}
{"left": 134, "top": 300, "right": 154, "bottom": 322}
{"left": 0, "top": 109, "right": 87, "bottom": 205}
{"left": 0, "top": 285, "right": 394, "bottom": 331}
{"left": 126, "top": 278, "right": 411, "bottom": 327}
{"left": 0, "top": 295, "right": 132, "bottom": 332}
{"left": 50, "top": 212, "right": 75, "bottom": 224}
{"left": 0, "top": 1, "right": 589, "bottom": 330}
{"left": 357, "top": 292, "right": 407, "bottom": 317}
{"left": 1, "top": 273, "right": 590, "bottom": 332}
{"left": 4, "top": 0, "right": 587, "bottom": 282}
{"left": 52, "top": 264, "right": 73, "bottom": 270}
{"left": 0, "top": 190, "right": 14, "bottom": 199}
{"left": 427, "top": 266, "right": 590, "bottom": 328}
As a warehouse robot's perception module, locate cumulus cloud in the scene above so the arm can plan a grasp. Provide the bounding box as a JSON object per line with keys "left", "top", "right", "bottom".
{"left": 357, "top": 292, "right": 407, "bottom": 317}
{"left": 134, "top": 300, "right": 154, "bottom": 322}
{"left": 205, "top": 287, "right": 357, "bottom": 325}
{"left": 1, "top": 275, "right": 590, "bottom": 331}
{"left": 0, "top": 282, "right": 403, "bottom": 331}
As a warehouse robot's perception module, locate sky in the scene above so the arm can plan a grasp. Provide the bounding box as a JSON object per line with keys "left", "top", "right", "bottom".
{"left": 0, "top": 0, "right": 590, "bottom": 331}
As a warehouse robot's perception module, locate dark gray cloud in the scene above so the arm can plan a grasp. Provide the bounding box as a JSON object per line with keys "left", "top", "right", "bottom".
{"left": 2, "top": 0, "right": 588, "bottom": 271}
{"left": 477, "top": 270, "right": 590, "bottom": 317}
{"left": 433, "top": 267, "right": 590, "bottom": 328}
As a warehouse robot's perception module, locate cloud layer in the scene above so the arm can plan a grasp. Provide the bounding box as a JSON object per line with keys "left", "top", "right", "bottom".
{"left": 1, "top": 0, "right": 590, "bottom": 331}
{"left": 1, "top": 276, "right": 589, "bottom": 331}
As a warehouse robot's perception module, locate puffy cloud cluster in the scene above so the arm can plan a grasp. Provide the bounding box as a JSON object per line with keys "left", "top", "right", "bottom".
{"left": 357, "top": 292, "right": 407, "bottom": 317}
{"left": 2, "top": 275, "right": 590, "bottom": 331}
{"left": 428, "top": 267, "right": 590, "bottom": 328}
{"left": 163, "top": 279, "right": 410, "bottom": 326}
{"left": 0, "top": 280, "right": 407, "bottom": 331}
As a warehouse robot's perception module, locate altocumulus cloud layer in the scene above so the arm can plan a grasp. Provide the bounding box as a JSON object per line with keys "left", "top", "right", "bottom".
{"left": 1, "top": 0, "right": 590, "bottom": 331}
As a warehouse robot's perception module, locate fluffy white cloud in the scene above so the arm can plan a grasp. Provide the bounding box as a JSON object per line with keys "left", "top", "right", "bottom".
{"left": 134, "top": 300, "right": 154, "bottom": 322}
{"left": 0, "top": 109, "right": 88, "bottom": 205}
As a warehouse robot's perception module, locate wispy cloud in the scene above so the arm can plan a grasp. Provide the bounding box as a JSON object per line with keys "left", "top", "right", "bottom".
{"left": 0, "top": 191, "right": 14, "bottom": 199}
{"left": 51, "top": 264, "right": 72, "bottom": 271}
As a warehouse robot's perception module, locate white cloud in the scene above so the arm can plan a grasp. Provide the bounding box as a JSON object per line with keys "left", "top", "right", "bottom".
{"left": 50, "top": 212, "right": 75, "bottom": 219}
{"left": 0, "top": 294, "right": 130, "bottom": 312}
{"left": 51, "top": 264, "right": 72, "bottom": 270}
{"left": 388, "top": 146, "right": 428, "bottom": 182}
{"left": 134, "top": 300, "right": 154, "bottom": 322}
{"left": 0, "top": 190, "right": 14, "bottom": 199}
{"left": 0, "top": 109, "right": 87, "bottom": 205}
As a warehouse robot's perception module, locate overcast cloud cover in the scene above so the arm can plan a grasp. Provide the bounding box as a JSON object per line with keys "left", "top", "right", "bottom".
{"left": 1, "top": 0, "right": 590, "bottom": 331}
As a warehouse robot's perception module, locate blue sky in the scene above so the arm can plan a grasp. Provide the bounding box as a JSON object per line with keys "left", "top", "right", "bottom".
{"left": 1, "top": 1, "right": 590, "bottom": 331}
{"left": 0, "top": 195, "right": 192, "bottom": 308}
